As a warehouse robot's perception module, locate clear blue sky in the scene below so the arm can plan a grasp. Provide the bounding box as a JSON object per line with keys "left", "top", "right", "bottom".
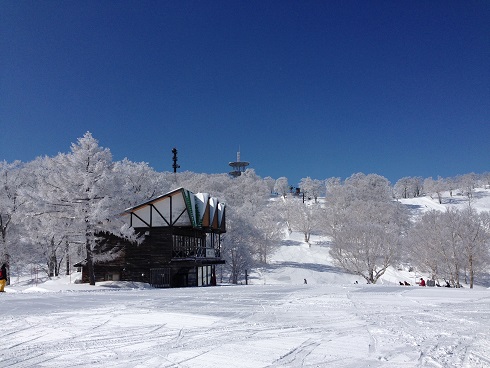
{"left": 1, "top": 1, "right": 488, "bottom": 186}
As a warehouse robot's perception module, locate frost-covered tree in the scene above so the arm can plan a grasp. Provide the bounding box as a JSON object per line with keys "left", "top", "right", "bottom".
{"left": 330, "top": 200, "right": 406, "bottom": 284}
{"left": 112, "top": 159, "right": 160, "bottom": 207}
{"left": 325, "top": 173, "right": 393, "bottom": 229}
{"left": 455, "top": 208, "right": 490, "bottom": 288}
{"left": 175, "top": 171, "right": 227, "bottom": 195}
{"left": 440, "top": 208, "right": 466, "bottom": 287}
{"left": 406, "top": 210, "right": 447, "bottom": 280}
{"left": 344, "top": 173, "right": 393, "bottom": 202}
{"left": 325, "top": 177, "right": 341, "bottom": 198}
{"left": 407, "top": 207, "right": 490, "bottom": 288}
{"left": 251, "top": 204, "right": 283, "bottom": 264}
{"left": 221, "top": 171, "right": 271, "bottom": 267}
{"left": 299, "top": 177, "right": 313, "bottom": 199}
{"left": 482, "top": 172, "right": 490, "bottom": 189}
{"left": 221, "top": 209, "right": 255, "bottom": 284}
{"left": 274, "top": 177, "right": 289, "bottom": 198}
{"left": 20, "top": 209, "right": 69, "bottom": 277}
{"left": 287, "top": 198, "right": 322, "bottom": 243}
{"left": 263, "top": 176, "right": 276, "bottom": 195}
{"left": 277, "top": 196, "right": 293, "bottom": 233}
{"left": 19, "top": 157, "right": 66, "bottom": 276}
{"left": 170, "top": 169, "right": 273, "bottom": 279}
{"left": 327, "top": 173, "right": 407, "bottom": 284}
{"left": 394, "top": 177, "right": 411, "bottom": 199}
{"left": 28, "top": 133, "right": 138, "bottom": 285}
{"left": 423, "top": 176, "right": 447, "bottom": 204}
{"left": 394, "top": 176, "right": 422, "bottom": 199}
{"left": 411, "top": 177, "right": 423, "bottom": 198}
{"left": 0, "top": 160, "right": 30, "bottom": 284}
{"left": 20, "top": 156, "right": 87, "bottom": 277}
{"left": 457, "top": 173, "right": 478, "bottom": 202}
{"left": 445, "top": 176, "right": 456, "bottom": 197}
{"left": 299, "top": 177, "right": 324, "bottom": 203}
{"left": 233, "top": 169, "right": 269, "bottom": 212}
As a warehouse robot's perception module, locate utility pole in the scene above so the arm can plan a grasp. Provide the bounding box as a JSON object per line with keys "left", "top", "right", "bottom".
{"left": 172, "top": 148, "right": 180, "bottom": 173}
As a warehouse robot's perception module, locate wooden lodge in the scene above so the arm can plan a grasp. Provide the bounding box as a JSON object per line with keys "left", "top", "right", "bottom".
{"left": 76, "top": 187, "right": 226, "bottom": 288}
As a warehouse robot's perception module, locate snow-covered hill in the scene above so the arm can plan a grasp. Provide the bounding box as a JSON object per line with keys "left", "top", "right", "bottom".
{"left": 252, "top": 188, "right": 490, "bottom": 288}
{"left": 399, "top": 187, "right": 490, "bottom": 216}
{"left": 251, "top": 231, "right": 440, "bottom": 288}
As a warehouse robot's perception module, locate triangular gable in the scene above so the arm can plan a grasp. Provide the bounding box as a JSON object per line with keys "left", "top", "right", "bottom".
{"left": 201, "top": 198, "right": 211, "bottom": 227}
{"left": 183, "top": 189, "right": 196, "bottom": 227}
{"left": 208, "top": 197, "right": 217, "bottom": 227}
{"left": 124, "top": 187, "right": 225, "bottom": 232}
{"left": 195, "top": 193, "right": 209, "bottom": 227}
{"left": 125, "top": 187, "right": 191, "bottom": 228}
{"left": 217, "top": 202, "right": 226, "bottom": 231}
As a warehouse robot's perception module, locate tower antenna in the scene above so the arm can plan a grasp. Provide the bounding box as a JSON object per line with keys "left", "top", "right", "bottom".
{"left": 172, "top": 148, "right": 180, "bottom": 173}
{"left": 228, "top": 147, "right": 249, "bottom": 177}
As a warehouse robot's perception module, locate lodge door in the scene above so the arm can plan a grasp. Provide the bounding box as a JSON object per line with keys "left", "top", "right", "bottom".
{"left": 150, "top": 268, "right": 171, "bottom": 288}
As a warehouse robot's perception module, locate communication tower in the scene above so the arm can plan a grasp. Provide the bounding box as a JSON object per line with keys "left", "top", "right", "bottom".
{"left": 172, "top": 148, "right": 180, "bottom": 173}
{"left": 228, "top": 149, "right": 249, "bottom": 177}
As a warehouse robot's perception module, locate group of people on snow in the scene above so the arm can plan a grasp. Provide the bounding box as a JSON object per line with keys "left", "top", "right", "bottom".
{"left": 399, "top": 277, "right": 452, "bottom": 288}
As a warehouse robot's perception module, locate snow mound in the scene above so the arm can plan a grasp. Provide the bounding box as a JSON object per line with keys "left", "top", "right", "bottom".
{"left": 22, "top": 286, "right": 54, "bottom": 293}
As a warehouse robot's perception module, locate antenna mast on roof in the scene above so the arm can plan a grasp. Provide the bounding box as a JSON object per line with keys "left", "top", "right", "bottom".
{"left": 228, "top": 147, "right": 249, "bottom": 177}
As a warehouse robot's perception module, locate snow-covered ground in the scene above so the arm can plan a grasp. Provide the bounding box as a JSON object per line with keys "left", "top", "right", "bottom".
{"left": 252, "top": 231, "right": 427, "bottom": 288}
{"left": 1, "top": 189, "right": 489, "bottom": 367}
{"left": 1, "top": 275, "right": 489, "bottom": 368}
{"left": 399, "top": 187, "right": 490, "bottom": 216}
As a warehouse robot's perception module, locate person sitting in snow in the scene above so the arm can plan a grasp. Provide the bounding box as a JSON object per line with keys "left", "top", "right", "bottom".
{"left": 0, "top": 263, "right": 7, "bottom": 292}
{"left": 419, "top": 278, "right": 426, "bottom": 287}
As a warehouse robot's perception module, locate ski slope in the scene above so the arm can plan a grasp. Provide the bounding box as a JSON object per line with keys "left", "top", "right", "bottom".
{"left": 1, "top": 278, "right": 490, "bottom": 368}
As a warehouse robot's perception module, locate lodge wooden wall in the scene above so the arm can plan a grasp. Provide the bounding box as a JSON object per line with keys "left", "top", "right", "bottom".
{"left": 89, "top": 227, "right": 210, "bottom": 284}
{"left": 123, "top": 228, "right": 173, "bottom": 283}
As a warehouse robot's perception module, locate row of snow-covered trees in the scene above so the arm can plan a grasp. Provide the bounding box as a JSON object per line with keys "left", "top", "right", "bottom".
{"left": 394, "top": 173, "right": 490, "bottom": 203}
{"left": 1, "top": 132, "right": 489, "bottom": 286}
{"left": 0, "top": 134, "right": 160, "bottom": 285}
{"left": 268, "top": 173, "right": 490, "bottom": 287}
{"left": 322, "top": 174, "right": 490, "bottom": 287}
{"left": 407, "top": 208, "right": 490, "bottom": 288}
{"left": 276, "top": 172, "right": 490, "bottom": 205}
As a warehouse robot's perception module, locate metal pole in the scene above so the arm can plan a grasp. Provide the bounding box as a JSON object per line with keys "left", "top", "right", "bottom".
{"left": 172, "top": 148, "right": 180, "bottom": 173}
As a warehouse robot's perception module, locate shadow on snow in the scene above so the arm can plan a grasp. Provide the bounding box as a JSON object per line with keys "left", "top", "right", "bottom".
{"left": 267, "top": 261, "right": 347, "bottom": 275}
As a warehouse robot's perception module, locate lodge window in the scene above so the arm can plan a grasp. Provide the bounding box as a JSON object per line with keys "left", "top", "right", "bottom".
{"left": 172, "top": 234, "right": 204, "bottom": 258}
{"left": 206, "top": 233, "right": 221, "bottom": 258}
{"left": 172, "top": 234, "right": 220, "bottom": 258}
{"left": 104, "top": 273, "right": 120, "bottom": 281}
{"left": 197, "top": 266, "right": 213, "bottom": 286}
